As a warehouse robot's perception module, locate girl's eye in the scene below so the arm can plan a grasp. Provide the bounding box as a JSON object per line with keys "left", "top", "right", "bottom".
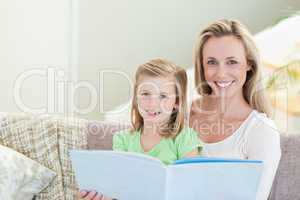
{"left": 227, "top": 60, "right": 238, "bottom": 65}
{"left": 159, "top": 94, "right": 167, "bottom": 99}
{"left": 207, "top": 60, "right": 217, "bottom": 65}
{"left": 141, "top": 92, "right": 149, "bottom": 96}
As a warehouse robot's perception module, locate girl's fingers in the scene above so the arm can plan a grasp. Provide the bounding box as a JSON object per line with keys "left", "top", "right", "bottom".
{"left": 79, "top": 190, "right": 105, "bottom": 200}
{"left": 79, "top": 190, "right": 88, "bottom": 198}
{"left": 93, "top": 193, "right": 104, "bottom": 200}
{"left": 85, "top": 191, "right": 99, "bottom": 200}
{"left": 102, "top": 196, "right": 114, "bottom": 200}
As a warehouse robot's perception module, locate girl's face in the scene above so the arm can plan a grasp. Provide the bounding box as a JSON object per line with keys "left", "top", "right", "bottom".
{"left": 136, "top": 75, "right": 178, "bottom": 125}
{"left": 202, "top": 36, "right": 251, "bottom": 98}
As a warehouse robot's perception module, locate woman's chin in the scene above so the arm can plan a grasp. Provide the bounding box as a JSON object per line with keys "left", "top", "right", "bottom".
{"left": 211, "top": 88, "right": 241, "bottom": 100}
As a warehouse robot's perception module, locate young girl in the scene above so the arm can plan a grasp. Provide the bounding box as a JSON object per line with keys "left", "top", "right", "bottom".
{"left": 80, "top": 58, "right": 202, "bottom": 200}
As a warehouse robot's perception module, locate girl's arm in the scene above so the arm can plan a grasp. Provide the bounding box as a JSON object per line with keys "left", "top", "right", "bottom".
{"left": 183, "top": 148, "right": 200, "bottom": 158}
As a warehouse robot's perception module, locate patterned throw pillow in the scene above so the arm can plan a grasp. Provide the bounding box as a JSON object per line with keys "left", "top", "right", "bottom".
{"left": 0, "top": 144, "right": 56, "bottom": 200}
{"left": 0, "top": 113, "right": 65, "bottom": 200}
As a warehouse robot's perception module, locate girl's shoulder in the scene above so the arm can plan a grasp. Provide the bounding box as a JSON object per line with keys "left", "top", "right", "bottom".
{"left": 113, "top": 129, "right": 139, "bottom": 140}
{"left": 175, "top": 127, "right": 199, "bottom": 142}
{"left": 174, "top": 127, "right": 202, "bottom": 158}
{"left": 178, "top": 126, "right": 199, "bottom": 134}
{"left": 113, "top": 129, "right": 140, "bottom": 150}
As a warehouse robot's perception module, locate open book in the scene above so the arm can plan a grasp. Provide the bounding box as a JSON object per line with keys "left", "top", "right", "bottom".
{"left": 70, "top": 150, "right": 263, "bottom": 200}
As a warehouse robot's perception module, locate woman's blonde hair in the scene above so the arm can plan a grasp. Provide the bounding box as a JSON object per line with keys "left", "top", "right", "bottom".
{"left": 194, "top": 19, "right": 271, "bottom": 117}
{"left": 131, "top": 58, "right": 187, "bottom": 138}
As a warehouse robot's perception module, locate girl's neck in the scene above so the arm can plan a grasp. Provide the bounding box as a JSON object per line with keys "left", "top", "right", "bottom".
{"left": 142, "top": 122, "right": 161, "bottom": 136}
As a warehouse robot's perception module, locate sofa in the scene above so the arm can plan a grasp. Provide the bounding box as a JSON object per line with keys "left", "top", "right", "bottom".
{"left": 0, "top": 112, "right": 299, "bottom": 200}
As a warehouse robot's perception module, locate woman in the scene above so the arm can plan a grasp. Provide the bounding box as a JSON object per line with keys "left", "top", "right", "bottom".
{"left": 190, "top": 19, "right": 281, "bottom": 200}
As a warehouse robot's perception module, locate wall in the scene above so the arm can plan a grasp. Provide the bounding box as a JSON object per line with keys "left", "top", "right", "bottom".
{"left": 0, "top": 0, "right": 71, "bottom": 114}
{"left": 76, "top": 0, "right": 300, "bottom": 119}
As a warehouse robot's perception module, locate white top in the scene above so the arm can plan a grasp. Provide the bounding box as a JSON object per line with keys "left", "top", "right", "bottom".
{"left": 200, "top": 110, "right": 281, "bottom": 200}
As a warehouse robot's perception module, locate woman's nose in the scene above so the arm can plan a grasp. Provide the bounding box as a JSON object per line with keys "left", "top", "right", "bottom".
{"left": 215, "top": 64, "right": 228, "bottom": 79}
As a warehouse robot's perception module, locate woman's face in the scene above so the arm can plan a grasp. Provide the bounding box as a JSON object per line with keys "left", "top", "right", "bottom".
{"left": 202, "top": 36, "right": 251, "bottom": 98}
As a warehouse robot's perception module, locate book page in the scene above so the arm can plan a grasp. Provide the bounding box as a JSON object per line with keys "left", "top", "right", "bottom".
{"left": 166, "top": 162, "right": 262, "bottom": 200}
{"left": 70, "top": 150, "right": 167, "bottom": 200}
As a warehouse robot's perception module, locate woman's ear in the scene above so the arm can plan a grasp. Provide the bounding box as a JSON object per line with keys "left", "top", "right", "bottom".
{"left": 246, "top": 64, "right": 252, "bottom": 71}
{"left": 173, "top": 104, "right": 179, "bottom": 111}
{"left": 246, "top": 60, "right": 252, "bottom": 71}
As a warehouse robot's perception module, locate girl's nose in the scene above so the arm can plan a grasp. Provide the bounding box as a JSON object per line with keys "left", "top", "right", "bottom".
{"left": 147, "top": 96, "right": 160, "bottom": 107}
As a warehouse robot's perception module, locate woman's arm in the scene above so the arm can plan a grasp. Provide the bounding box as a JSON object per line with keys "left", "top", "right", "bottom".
{"left": 246, "top": 120, "right": 281, "bottom": 200}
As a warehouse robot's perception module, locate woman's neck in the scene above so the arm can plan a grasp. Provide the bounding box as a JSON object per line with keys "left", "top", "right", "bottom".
{"left": 204, "top": 92, "right": 252, "bottom": 119}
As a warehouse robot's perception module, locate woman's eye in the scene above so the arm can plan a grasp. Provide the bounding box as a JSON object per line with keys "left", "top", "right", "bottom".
{"left": 227, "top": 60, "right": 238, "bottom": 65}
{"left": 207, "top": 60, "right": 217, "bottom": 65}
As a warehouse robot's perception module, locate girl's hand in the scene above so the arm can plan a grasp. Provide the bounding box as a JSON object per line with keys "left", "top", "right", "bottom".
{"left": 79, "top": 190, "right": 102, "bottom": 200}
{"left": 79, "top": 190, "right": 115, "bottom": 200}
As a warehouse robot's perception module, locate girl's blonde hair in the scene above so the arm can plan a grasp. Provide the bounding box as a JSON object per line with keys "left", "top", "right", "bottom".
{"left": 194, "top": 19, "right": 271, "bottom": 117}
{"left": 131, "top": 58, "right": 187, "bottom": 138}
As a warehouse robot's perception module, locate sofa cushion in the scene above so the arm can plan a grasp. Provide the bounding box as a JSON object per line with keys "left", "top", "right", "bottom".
{"left": 0, "top": 113, "right": 65, "bottom": 200}
{"left": 0, "top": 144, "right": 56, "bottom": 200}
{"left": 269, "top": 134, "right": 300, "bottom": 200}
{"left": 86, "top": 121, "right": 130, "bottom": 150}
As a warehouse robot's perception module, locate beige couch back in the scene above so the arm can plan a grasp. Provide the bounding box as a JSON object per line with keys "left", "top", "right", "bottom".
{"left": 1, "top": 113, "right": 299, "bottom": 200}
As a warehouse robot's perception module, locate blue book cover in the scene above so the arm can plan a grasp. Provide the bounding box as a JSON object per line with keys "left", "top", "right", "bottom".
{"left": 174, "top": 156, "right": 263, "bottom": 164}
{"left": 70, "top": 150, "right": 263, "bottom": 200}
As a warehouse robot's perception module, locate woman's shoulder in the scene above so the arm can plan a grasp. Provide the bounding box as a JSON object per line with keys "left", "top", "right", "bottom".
{"left": 251, "top": 110, "right": 277, "bottom": 130}
{"left": 246, "top": 110, "right": 280, "bottom": 142}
